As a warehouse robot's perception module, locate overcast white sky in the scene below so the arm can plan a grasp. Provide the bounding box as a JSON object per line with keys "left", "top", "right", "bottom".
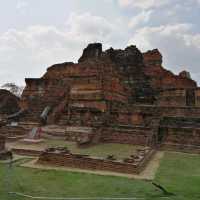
{"left": 0, "top": 0, "right": 200, "bottom": 86}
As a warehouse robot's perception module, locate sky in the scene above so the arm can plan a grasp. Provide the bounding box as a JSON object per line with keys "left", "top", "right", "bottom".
{"left": 0, "top": 0, "right": 200, "bottom": 86}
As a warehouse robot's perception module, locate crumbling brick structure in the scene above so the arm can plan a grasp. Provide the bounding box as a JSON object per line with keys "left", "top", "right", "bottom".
{"left": 37, "top": 147, "right": 155, "bottom": 174}
{"left": 0, "top": 134, "right": 12, "bottom": 160}
{"left": 0, "top": 135, "right": 5, "bottom": 152}
{"left": 143, "top": 49, "right": 197, "bottom": 90}
{"left": 4, "top": 43, "right": 200, "bottom": 151}
{"left": 0, "top": 89, "right": 20, "bottom": 116}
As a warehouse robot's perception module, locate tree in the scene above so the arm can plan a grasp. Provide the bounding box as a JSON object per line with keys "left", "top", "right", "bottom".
{"left": 1, "top": 83, "right": 24, "bottom": 97}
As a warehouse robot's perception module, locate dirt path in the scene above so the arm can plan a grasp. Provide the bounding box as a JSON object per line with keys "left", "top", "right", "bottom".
{"left": 138, "top": 151, "right": 164, "bottom": 180}
{"left": 20, "top": 151, "right": 164, "bottom": 180}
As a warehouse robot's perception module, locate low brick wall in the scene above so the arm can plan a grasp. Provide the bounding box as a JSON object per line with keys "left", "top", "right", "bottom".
{"left": 102, "top": 132, "right": 149, "bottom": 145}
{"left": 101, "top": 127, "right": 152, "bottom": 146}
{"left": 0, "top": 135, "right": 5, "bottom": 151}
{"left": 12, "top": 148, "right": 42, "bottom": 156}
{"left": 161, "top": 143, "right": 200, "bottom": 154}
{"left": 64, "top": 126, "right": 153, "bottom": 146}
{"left": 160, "top": 126, "right": 200, "bottom": 148}
{"left": 37, "top": 149, "right": 155, "bottom": 174}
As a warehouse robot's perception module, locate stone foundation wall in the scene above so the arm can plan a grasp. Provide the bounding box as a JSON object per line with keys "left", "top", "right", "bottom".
{"left": 12, "top": 148, "right": 42, "bottom": 156}
{"left": 101, "top": 130, "right": 150, "bottom": 145}
{"left": 161, "top": 143, "right": 200, "bottom": 154}
{"left": 0, "top": 135, "right": 5, "bottom": 151}
{"left": 161, "top": 107, "right": 200, "bottom": 118}
{"left": 158, "top": 89, "right": 187, "bottom": 107}
{"left": 161, "top": 127, "right": 200, "bottom": 147}
{"left": 21, "top": 79, "right": 68, "bottom": 110}
{"left": 0, "top": 125, "right": 28, "bottom": 138}
{"left": 133, "top": 105, "right": 200, "bottom": 118}
{"left": 37, "top": 149, "right": 155, "bottom": 174}
{"left": 64, "top": 126, "right": 153, "bottom": 146}
{"left": 195, "top": 89, "right": 200, "bottom": 106}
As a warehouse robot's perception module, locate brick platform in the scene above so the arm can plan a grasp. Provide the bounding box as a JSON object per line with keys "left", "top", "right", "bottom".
{"left": 37, "top": 148, "right": 155, "bottom": 174}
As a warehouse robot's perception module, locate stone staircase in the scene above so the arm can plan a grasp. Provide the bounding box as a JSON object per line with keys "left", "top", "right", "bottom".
{"left": 0, "top": 119, "right": 41, "bottom": 136}
{"left": 41, "top": 125, "right": 66, "bottom": 139}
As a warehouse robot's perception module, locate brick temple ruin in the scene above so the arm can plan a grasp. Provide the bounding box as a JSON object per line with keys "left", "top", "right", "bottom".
{"left": 0, "top": 134, "right": 12, "bottom": 160}
{"left": 1, "top": 43, "right": 200, "bottom": 172}
{"left": 0, "top": 89, "right": 20, "bottom": 117}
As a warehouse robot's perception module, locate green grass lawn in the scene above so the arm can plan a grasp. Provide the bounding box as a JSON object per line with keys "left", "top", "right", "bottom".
{"left": 0, "top": 151, "right": 200, "bottom": 200}
{"left": 155, "top": 152, "right": 200, "bottom": 200}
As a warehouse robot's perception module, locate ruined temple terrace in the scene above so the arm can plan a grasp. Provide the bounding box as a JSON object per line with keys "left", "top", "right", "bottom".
{"left": 1, "top": 43, "right": 200, "bottom": 174}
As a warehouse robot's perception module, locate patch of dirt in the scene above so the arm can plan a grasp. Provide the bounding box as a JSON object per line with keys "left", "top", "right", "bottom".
{"left": 138, "top": 151, "right": 164, "bottom": 180}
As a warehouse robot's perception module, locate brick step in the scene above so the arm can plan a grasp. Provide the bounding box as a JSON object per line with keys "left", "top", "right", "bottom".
{"left": 42, "top": 133, "right": 66, "bottom": 140}
{"left": 20, "top": 119, "right": 41, "bottom": 124}
{"left": 19, "top": 122, "right": 40, "bottom": 126}
{"left": 59, "top": 121, "right": 68, "bottom": 126}
{"left": 0, "top": 126, "right": 28, "bottom": 137}
{"left": 41, "top": 125, "right": 66, "bottom": 139}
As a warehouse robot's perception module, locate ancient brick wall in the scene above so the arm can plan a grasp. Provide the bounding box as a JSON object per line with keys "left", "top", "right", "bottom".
{"left": 130, "top": 113, "right": 144, "bottom": 125}
{"left": 43, "top": 62, "right": 98, "bottom": 79}
{"left": 158, "top": 89, "right": 187, "bottom": 107}
{"left": 143, "top": 49, "right": 197, "bottom": 91}
{"left": 109, "top": 112, "right": 144, "bottom": 126}
{"left": 159, "top": 116, "right": 200, "bottom": 148}
{"left": 161, "top": 127, "right": 200, "bottom": 147}
{"left": 143, "top": 49, "right": 162, "bottom": 67}
{"left": 0, "top": 135, "right": 5, "bottom": 152}
{"left": 161, "top": 143, "right": 200, "bottom": 154}
{"left": 30, "top": 51, "right": 130, "bottom": 126}
{"left": 64, "top": 125, "right": 154, "bottom": 146}
{"left": 21, "top": 79, "right": 68, "bottom": 107}
{"left": 101, "top": 127, "right": 152, "bottom": 145}
{"left": 13, "top": 43, "right": 200, "bottom": 148}
{"left": 161, "top": 106, "right": 200, "bottom": 117}
{"left": 0, "top": 89, "right": 20, "bottom": 115}
{"left": 37, "top": 149, "right": 155, "bottom": 174}
{"left": 20, "top": 78, "right": 70, "bottom": 122}
{"left": 195, "top": 89, "right": 200, "bottom": 107}
{"left": 0, "top": 125, "right": 28, "bottom": 138}
{"left": 12, "top": 148, "right": 42, "bottom": 156}
{"left": 132, "top": 105, "right": 200, "bottom": 118}
{"left": 69, "top": 101, "right": 107, "bottom": 112}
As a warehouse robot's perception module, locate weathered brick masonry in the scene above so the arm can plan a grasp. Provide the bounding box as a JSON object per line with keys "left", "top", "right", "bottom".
{"left": 37, "top": 149, "right": 155, "bottom": 174}
{"left": 2, "top": 43, "right": 200, "bottom": 151}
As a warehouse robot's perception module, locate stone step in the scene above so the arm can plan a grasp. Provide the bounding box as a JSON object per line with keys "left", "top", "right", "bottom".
{"left": 41, "top": 125, "right": 67, "bottom": 139}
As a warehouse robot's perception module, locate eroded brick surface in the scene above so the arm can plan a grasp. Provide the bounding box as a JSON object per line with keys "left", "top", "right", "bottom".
{"left": 2, "top": 43, "right": 200, "bottom": 151}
